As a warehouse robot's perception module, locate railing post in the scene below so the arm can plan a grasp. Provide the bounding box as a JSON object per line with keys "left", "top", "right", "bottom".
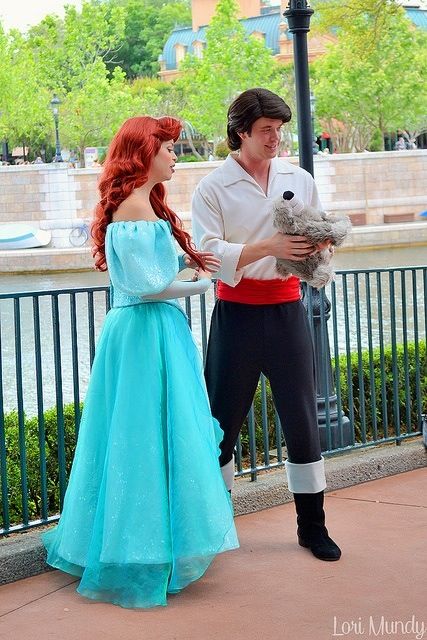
{"left": 284, "top": 0, "right": 351, "bottom": 450}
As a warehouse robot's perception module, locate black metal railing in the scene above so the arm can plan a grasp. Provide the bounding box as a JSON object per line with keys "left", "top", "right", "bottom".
{"left": 1, "top": 266, "right": 426, "bottom": 535}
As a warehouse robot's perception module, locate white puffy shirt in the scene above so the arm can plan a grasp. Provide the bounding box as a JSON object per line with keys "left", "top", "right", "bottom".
{"left": 192, "top": 154, "right": 322, "bottom": 286}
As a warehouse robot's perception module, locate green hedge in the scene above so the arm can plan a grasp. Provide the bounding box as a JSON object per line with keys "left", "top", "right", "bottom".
{"left": 241, "top": 340, "right": 426, "bottom": 456}
{"left": 1, "top": 405, "right": 77, "bottom": 527}
{"left": 1, "top": 341, "right": 425, "bottom": 527}
{"left": 337, "top": 340, "right": 426, "bottom": 441}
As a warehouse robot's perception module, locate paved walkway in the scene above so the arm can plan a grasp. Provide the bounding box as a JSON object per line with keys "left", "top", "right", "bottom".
{"left": 0, "top": 468, "right": 425, "bottom": 640}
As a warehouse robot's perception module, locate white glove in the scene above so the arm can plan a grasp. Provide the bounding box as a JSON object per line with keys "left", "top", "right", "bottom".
{"left": 144, "top": 278, "right": 211, "bottom": 301}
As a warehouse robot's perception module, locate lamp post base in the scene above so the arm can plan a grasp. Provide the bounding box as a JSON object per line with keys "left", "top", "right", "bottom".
{"left": 317, "top": 396, "right": 352, "bottom": 451}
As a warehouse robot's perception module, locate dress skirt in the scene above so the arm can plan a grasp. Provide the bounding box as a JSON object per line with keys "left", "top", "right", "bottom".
{"left": 43, "top": 301, "right": 238, "bottom": 608}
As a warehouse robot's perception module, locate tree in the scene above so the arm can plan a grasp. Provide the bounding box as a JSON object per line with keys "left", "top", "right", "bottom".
{"left": 60, "top": 60, "right": 139, "bottom": 166}
{"left": 176, "top": 0, "right": 283, "bottom": 150}
{"left": 0, "top": 26, "right": 52, "bottom": 156}
{"left": 311, "top": 0, "right": 402, "bottom": 47}
{"left": 27, "top": 1, "right": 126, "bottom": 93}
{"left": 109, "top": 0, "right": 191, "bottom": 78}
{"left": 311, "top": 2, "right": 427, "bottom": 151}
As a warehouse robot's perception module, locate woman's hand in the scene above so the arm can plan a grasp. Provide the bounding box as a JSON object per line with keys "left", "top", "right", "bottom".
{"left": 184, "top": 252, "right": 221, "bottom": 272}
{"left": 194, "top": 268, "right": 212, "bottom": 281}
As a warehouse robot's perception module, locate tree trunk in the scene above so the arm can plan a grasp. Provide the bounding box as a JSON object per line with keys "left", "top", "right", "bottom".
{"left": 79, "top": 145, "right": 86, "bottom": 168}
{"left": 183, "top": 122, "right": 204, "bottom": 160}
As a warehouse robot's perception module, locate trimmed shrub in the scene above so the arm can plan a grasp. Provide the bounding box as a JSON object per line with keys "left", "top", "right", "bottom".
{"left": 1, "top": 341, "right": 425, "bottom": 526}
{"left": 1, "top": 405, "right": 78, "bottom": 526}
{"left": 337, "top": 340, "right": 426, "bottom": 441}
{"left": 240, "top": 340, "right": 426, "bottom": 456}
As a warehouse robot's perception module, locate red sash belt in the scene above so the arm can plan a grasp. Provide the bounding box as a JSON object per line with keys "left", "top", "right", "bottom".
{"left": 217, "top": 277, "right": 301, "bottom": 305}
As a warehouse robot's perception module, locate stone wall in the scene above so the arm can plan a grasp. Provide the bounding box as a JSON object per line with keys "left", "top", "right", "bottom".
{"left": 0, "top": 151, "right": 426, "bottom": 249}
{"left": 315, "top": 150, "right": 427, "bottom": 225}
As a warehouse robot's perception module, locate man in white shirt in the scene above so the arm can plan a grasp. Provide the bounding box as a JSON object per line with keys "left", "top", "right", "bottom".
{"left": 192, "top": 88, "right": 341, "bottom": 561}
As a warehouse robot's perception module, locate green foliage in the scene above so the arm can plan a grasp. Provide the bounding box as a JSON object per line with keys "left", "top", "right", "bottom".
{"left": 0, "top": 0, "right": 190, "bottom": 156}
{"left": 176, "top": 154, "right": 200, "bottom": 162}
{"left": 27, "top": 1, "right": 126, "bottom": 92}
{"left": 60, "top": 61, "right": 139, "bottom": 166}
{"left": 0, "top": 1, "right": 129, "bottom": 155}
{"left": 239, "top": 341, "right": 426, "bottom": 457}
{"left": 177, "top": 0, "right": 283, "bottom": 146}
{"left": 214, "top": 139, "right": 230, "bottom": 158}
{"left": 337, "top": 341, "right": 427, "bottom": 441}
{"left": 311, "top": 0, "right": 402, "bottom": 41}
{"left": 368, "top": 129, "right": 384, "bottom": 152}
{"left": 311, "top": 2, "right": 427, "bottom": 151}
{"left": 1, "top": 405, "right": 78, "bottom": 527}
{"left": 0, "top": 27, "right": 52, "bottom": 150}
{"left": 109, "top": 0, "right": 191, "bottom": 78}
{"left": 129, "top": 76, "right": 182, "bottom": 116}
{"left": 1, "top": 341, "right": 425, "bottom": 527}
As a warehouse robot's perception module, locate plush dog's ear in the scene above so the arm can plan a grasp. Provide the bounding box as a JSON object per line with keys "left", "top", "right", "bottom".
{"left": 283, "top": 191, "right": 294, "bottom": 201}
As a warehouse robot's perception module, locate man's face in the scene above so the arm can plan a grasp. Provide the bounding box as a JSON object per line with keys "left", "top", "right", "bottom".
{"left": 239, "top": 117, "right": 283, "bottom": 160}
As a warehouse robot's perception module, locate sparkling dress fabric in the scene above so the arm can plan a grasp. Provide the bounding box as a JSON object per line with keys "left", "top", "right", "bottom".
{"left": 42, "top": 220, "right": 239, "bottom": 609}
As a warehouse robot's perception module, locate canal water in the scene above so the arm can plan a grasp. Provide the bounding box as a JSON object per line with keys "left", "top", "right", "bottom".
{"left": 0, "top": 245, "right": 426, "bottom": 416}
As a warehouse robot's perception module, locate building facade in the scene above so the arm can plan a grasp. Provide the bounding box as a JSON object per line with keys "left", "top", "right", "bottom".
{"left": 159, "top": 0, "right": 427, "bottom": 81}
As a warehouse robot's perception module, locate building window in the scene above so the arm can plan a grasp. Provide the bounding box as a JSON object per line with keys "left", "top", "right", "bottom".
{"left": 251, "top": 31, "right": 266, "bottom": 43}
{"left": 175, "top": 43, "right": 187, "bottom": 66}
{"left": 192, "top": 40, "right": 204, "bottom": 59}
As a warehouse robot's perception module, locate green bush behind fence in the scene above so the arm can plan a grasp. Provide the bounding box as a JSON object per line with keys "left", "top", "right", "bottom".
{"left": 1, "top": 341, "right": 425, "bottom": 526}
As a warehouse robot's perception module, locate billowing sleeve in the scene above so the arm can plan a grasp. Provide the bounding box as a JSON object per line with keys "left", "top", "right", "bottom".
{"left": 192, "top": 186, "right": 244, "bottom": 287}
{"left": 106, "top": 220, "right": 178, "bottom": 297}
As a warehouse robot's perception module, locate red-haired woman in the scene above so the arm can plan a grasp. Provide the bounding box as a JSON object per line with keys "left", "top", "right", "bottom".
{"left": 42, "top": 116, "right": 239, "bottom": 609}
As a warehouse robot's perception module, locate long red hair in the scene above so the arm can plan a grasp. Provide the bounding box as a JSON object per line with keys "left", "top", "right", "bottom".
{"left": 92, "top": 115, "right": 204, "bottom": 271}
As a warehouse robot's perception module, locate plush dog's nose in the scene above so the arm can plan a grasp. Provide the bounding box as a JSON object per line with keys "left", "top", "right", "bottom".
{"left": 283, "top": 191, "right": 294, "bottom": 200}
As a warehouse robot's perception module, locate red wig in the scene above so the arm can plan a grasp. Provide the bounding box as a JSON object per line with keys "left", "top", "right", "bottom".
{"left": 92, "top": 115, "right": 204, "bottom": 271}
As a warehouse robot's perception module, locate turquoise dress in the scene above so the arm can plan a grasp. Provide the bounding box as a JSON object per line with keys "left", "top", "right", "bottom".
{"left": 42, "top": 220, "right": 239, "bottom": 609}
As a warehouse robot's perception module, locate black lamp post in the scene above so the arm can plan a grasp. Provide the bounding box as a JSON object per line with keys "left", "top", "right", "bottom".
{"left": 284, "top": 0, "right": 351, "bottom": 450}
{"left": 284, "top": 0, "right": 315, "bottom": 176}
{"left": 50, "top": 94, "right": 63, "bottom": 162}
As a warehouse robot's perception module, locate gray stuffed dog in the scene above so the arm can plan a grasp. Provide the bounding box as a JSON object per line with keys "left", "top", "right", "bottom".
{"left": 272, "top": 191, "right": 351, "bottom": 289}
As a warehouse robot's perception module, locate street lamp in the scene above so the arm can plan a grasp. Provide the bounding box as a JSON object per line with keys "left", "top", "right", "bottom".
{"left": 283, "top": 0, "right": 315, "bottom": 176}
{"left": 50, "top": 94, "right": 63, "bottom": 162}
{"left": 284, "top": 0, "right": 351, "bottom": 450}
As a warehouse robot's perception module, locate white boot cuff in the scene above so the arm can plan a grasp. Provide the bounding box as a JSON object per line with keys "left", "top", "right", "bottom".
{"left": 221, "top": 456, "right": 235, "bottom": 491}
{"left": 285, "top": 457, "right": 326, "bottom": 493}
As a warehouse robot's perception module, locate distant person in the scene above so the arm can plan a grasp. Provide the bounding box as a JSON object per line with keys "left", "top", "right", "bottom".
{"left": 68, "top": 151, "right": 78, "bottom": 168}
{"left": 42, "top": 115, "right": 238, "bottom": 609}
{"left": 34, "top": 156, "right": 43, "bottom": 164}
{"left": 395, "top": 136, "right": 406, "bottom": 151}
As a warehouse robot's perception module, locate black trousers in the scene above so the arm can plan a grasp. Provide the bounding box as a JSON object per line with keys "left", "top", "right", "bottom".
{"left": 205, "top": 299, "right": 322, "bottom": 468}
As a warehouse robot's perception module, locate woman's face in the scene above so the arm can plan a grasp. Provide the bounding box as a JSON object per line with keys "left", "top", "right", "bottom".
{"left": 149, "top": 139, "right": 177, "bottom": 183}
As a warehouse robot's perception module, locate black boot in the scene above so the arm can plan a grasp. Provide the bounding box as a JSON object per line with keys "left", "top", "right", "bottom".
{"left": 294, "top": 491, "right": 341, "bottom": 561}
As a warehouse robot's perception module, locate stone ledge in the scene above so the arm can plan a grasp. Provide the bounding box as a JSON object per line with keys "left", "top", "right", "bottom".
{"left": 1, "top": 222, "right": 427, "bottom": 273}
{"left": 0, "top": 438, "right": 425, "bottom": 586}
{"left": 232, "top": 438, "right": 426, "bottom": 516}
